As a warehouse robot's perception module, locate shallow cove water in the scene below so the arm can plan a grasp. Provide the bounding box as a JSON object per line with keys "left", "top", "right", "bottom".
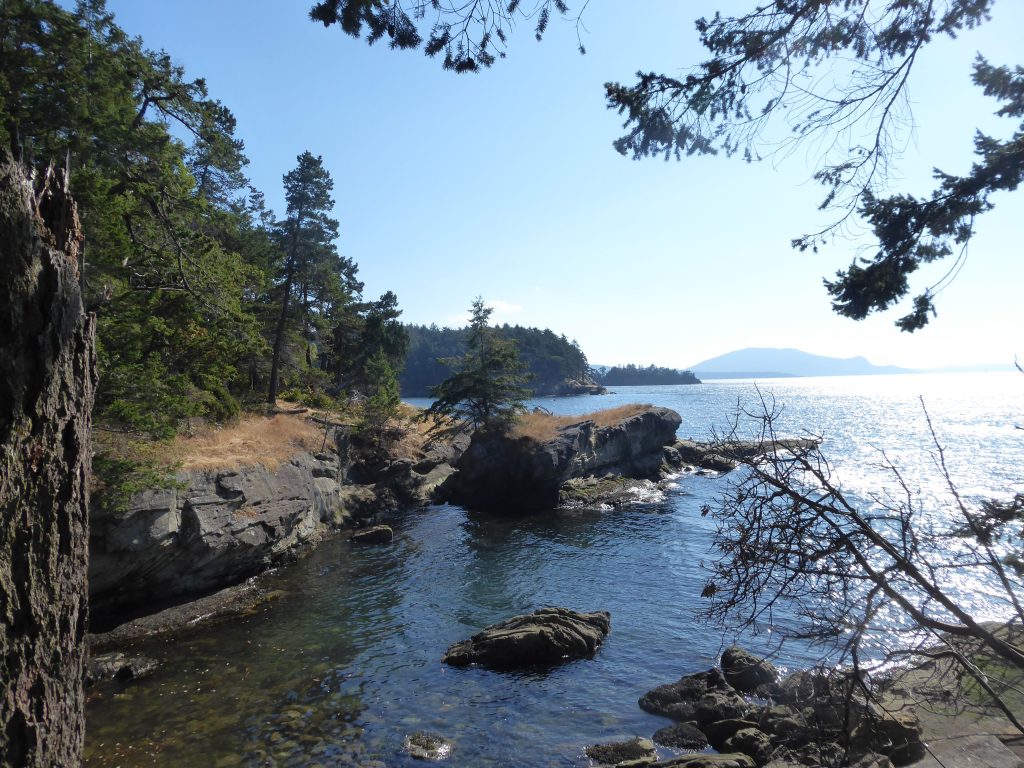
{"left": 85, "top": 373, "right": 1024, "bottom": 766}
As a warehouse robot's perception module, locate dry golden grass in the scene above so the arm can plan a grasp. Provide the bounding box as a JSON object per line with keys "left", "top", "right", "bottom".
{"left": 170, "top": 412, "right": 325, "bottom": 471}
{"left": 511, "top": 403, "right": 653, "bottom": 443}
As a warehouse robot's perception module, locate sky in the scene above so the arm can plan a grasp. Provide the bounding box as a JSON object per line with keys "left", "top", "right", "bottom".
{"left": 100, "top": 0, "right": 1023, "bottom": 370}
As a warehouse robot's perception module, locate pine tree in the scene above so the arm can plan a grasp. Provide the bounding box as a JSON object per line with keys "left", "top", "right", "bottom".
{"left": 1, "top": 0, "right": 266, "bottom": 436}
{"left": 424, "top": 297, "right": 531, "bottom": 433}
{"left": 268, "top": 151, "right": 341, "bottom": 403}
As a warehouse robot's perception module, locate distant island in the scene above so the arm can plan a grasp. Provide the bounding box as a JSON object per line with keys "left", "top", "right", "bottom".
{"left": 690, "top": 347, "right": 913, "bottom": 379}
{"left": 594, "top": 364, "right": 700, "bottom": 386}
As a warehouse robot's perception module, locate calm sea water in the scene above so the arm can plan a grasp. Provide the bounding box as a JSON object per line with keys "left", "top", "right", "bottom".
{"left": 85, "top": 373, "right": 1024, "bottom": 767}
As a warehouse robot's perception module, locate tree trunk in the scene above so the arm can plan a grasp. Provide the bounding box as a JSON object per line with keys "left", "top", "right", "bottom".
{"left": 267, "top": 208, "right": 304, "bottom": 405}
{"left": 267, "top": 260, "right": 294, "bottom": 405}
{"left": 0, "top": 151, "right": 96, "bottom": 767}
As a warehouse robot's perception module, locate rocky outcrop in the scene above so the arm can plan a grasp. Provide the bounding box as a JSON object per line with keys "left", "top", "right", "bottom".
{"left": 639, "top": 668, "right": 749, "bottom": 725}
{"left": 90, "top": 426, "right": 470, "bottom": 623}
{"left": 442, "top": 608, "right": 611, "bottom": 669}
{"left": 636, "top": 650, "right": 926, "bottom": 768}
{"left": 89, "top": 450, "right": 348, "bottom": 620}
{"left": 668, "top": 437, "right": 821, "bottom": 474}
{"left": 543, "top": 377, "right": 607, "bottom": 397}
{"left": 441, "top": 406, "right": 681, "bottom": 512}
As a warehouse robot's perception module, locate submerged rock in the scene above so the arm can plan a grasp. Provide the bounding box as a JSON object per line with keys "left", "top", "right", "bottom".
{"left": 351, "top": 524, "right": 393, "bottom": 545}
{"left": 404, "top": 732, "right": 454, "bottom": 760}
{"left": 585, "top": 736, "right": 657, "bottom": 765}
{"left": 85, "top": 651, "right": 159, "bottom": 685}
{"left": 442, "top": 607, "right": 610, "bottom": 669}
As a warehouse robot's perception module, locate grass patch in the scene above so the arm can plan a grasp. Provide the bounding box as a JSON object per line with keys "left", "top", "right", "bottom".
{"left": 171, "top": 413, "right": 325, "bottom": 471}
{"left": 512, "top": 404, "right": 653, "bottom": 443}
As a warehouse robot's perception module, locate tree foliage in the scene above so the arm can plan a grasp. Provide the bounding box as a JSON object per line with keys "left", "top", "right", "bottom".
{"left": 605, "top": 1, "right": 1020, "bottom": 331}
{"left": 402, "top": 322, "right": 589, "bottom": 397}
{"left": 309, "top": 0, "right": 585, "bottom": 72}
{"left": 423, "top": 298, "right": 532, "bottom": 433}
{"left": 703, "top": 399, "right": 1024, "bottom": 734}
{"left": 357, "top": 349, "right": 402, "bottom": 444}
{"left": 1, "top": 0, "right": 405, "bottom": 437}
{"left": 2, "top": 0, "right": 264, "bottom": 436}
{"left": 313, "top": 0, "right": 1022, "bottom": 331}
{"left": 597, "top": 364, "right": 699, "bottom": 386}
{"left": 268, "top": 151, "right": 356, "bottom": 403}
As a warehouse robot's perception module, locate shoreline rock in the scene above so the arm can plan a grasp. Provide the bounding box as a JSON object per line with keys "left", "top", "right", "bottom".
{"left": 669, "top": 437, "right": 820, "bottom": 474}
{"left": 89, "top": 574, "right": 286, "bottom": 652}
{"left": 89, "top": 424, "right": 469, "bottom": 626}
{"left": 636, "top": 648, "right": 931, "bottom": 768}
{"left": 440, "top": 406, "right": 682, "bottom": 512}
{"left": 585, "top": 736, "right": 657, "bottom": 765}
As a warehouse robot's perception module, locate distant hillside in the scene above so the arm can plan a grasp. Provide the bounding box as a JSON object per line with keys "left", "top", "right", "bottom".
{"left": 690, "top": 348, "right": 913, "bottom": 379}
{"left": 401, "top": 324, "right": 604, "bottom": 397}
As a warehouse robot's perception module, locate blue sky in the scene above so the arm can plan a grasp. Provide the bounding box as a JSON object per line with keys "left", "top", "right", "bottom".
{"left": 102, "top": 1, "right": 1023, "bottom": 369}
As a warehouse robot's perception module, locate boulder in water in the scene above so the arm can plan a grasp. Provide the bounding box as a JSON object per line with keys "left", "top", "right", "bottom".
{"left": 351, "top": 524, "right": 393, "bottom": 545}
{"left": 442, "top": 607, "right": 610, "bottom": 669}
{"left": 721, "top": 646, "right": 777, "bottom": 692}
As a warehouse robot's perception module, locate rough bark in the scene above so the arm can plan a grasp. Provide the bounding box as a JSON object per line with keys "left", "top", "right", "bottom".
{"left": 0, "top": 151, "right": 96, "bottom": 767}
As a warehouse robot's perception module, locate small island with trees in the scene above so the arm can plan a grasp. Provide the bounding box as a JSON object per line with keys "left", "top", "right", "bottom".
{"left": 595, "top": 364, "right": 700, "bottom": 387}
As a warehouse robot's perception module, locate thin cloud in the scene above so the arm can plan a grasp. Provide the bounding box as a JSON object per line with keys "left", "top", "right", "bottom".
{"left": 486, "top": 299, "right": 523, "bottom": 315}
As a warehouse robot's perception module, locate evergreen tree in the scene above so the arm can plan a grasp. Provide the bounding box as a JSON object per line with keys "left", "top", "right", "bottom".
{"left": 424, "top": 298, "right": 531, "bottom": 433}
{"left": 357, "top": 349, "right": 401, "bottom": 444}
{"left": 268, "top": 151, "right": 342, "bottom": 403}
{"left": 1, "top": 0, "right": 266, "bottom": 436}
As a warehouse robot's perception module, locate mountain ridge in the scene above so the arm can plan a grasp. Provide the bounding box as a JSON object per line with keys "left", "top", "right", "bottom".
{"left": 689, "top": 347, "right": 913, "bottom": 378}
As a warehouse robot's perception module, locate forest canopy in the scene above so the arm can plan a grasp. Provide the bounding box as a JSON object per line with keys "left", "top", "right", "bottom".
{"left": 402, "top": 322, "right": 594, "bottom": 397}
{"left": 1, "top": 0, "right": 405, "bottom": 440}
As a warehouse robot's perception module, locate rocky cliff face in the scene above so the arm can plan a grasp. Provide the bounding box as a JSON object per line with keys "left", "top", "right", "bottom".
{"left": 440, "top": 406, "right": 682, "bottom": 512}
{"left": 89, "top": 429, "right": 468, "bottom": 624}
{"left": 90, "top": 451, "right": 346, "bottom": 622}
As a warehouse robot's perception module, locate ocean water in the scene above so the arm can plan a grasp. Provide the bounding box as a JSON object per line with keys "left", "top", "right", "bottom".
{"left": 85, "top": 373, "right": 1024, "bottom": 767}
